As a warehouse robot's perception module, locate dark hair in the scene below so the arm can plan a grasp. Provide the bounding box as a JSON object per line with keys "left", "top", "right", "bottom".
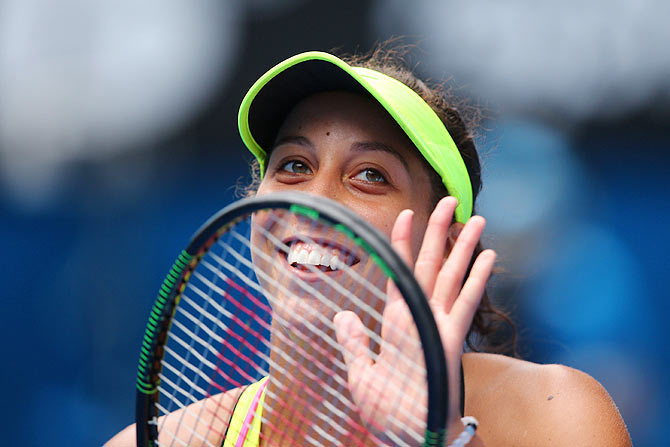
{"left": 241, "top": 43, "right": 517, "bottom": 355}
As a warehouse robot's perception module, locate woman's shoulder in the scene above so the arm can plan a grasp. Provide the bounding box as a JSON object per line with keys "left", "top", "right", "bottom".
{"left": 462, "top": 352, "right": 631, "bottom": 446}
{"left": 106, "top": 386, "right": 245, "bottom": 446}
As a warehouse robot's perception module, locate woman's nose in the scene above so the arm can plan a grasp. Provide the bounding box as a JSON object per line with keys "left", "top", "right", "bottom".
{"left": 302, "top": 168, "right": 342, "bottom": 201}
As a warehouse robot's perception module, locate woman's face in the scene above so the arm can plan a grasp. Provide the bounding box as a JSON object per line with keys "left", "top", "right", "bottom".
{"left": 256, "top": 91, "right": 435, "bottom": 258}
{"left": 251, "top": 91, "right": 437, "bottom": 329}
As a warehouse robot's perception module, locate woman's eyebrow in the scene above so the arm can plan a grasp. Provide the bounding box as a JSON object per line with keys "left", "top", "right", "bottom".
{"left": 272, "top": 135, "right": 313, "bottom": 150}
{"left": 351, "top": 141, "right": 409, "bottom": 171}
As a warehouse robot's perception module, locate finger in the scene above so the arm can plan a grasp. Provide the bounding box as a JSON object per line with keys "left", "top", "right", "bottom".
{"left": 432, "top": 215, "right": 486, "bottom": 311}
{"left": 334, "top": 311, "right": 372, "bottom": 379}
{"left": 389, "top": 209, "right": 414, "bottom": 302}
{"left": 449, "top": 249, "right": 496, "bottom": 336}
{"left": 413, "top": 197, "right": 458, "bottom": 296}
{"left": 390, "top": 209, "right": 414, "bottom": 267}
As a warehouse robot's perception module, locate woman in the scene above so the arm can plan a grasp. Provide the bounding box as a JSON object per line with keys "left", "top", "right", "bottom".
{"left": 108, "top": 48, "right": 631, "bottom": 446}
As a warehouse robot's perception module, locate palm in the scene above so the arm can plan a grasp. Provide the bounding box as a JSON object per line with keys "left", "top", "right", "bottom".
{"left": 334, "top": 197, "right": 496, "bottom": 443}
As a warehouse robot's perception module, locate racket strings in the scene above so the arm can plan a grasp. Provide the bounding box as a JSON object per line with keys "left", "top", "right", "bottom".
{"left": 251, "top": 213, "right": 428, "bottom": 446}
{"left": 154, "top": 209, "right": 431, "bottom": 447}
{"left": 239, "top": 226, "right": 426, "bottom": 446}
{"left": 159, "top": 222, "right": 266, "bottom": 445}
{"left": 206, "top": 243, "right": 351, "bottom": 392}
{"left": 257, "top": 214, "right": 429, "bottom": 429}
{"left": 250, "top": 216, "right": 425, "bottom": 367}
{"left": 180, "top": 281, "right": 271, "bottom": 378}
{"left": 244, "top": 215, "right": 428, "bottom": 442}
{"left": 238, "top": 226, "right": 370, "bottom": 446}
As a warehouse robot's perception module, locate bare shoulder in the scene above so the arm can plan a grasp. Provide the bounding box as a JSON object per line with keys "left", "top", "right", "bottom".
{"left": 462, "top": 352, "right": 631, "bottom": 447}
{"left": 105, "top": 386, "right": 245, "bottom": 447}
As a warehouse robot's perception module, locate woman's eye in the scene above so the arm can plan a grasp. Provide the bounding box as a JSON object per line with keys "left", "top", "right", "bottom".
{"left": 353, "top": 168, "right": 387, "bottom": 183}
{"left": 280, "top": 160, "right": 311, "bottom": 174}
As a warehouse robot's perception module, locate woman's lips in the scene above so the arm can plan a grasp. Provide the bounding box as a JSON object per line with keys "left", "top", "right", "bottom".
{"left": 280, "top": 238, "right": 360, "bottom": 275}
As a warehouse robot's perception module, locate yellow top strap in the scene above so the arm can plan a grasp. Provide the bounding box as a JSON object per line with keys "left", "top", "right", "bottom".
{"left": 223, "top": 377, "right": 269, "bottom": 447}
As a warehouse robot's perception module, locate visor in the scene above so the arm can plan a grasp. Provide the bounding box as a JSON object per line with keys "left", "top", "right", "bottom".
{"left": 238, "top": 51, "right": 473, "bottom": 223}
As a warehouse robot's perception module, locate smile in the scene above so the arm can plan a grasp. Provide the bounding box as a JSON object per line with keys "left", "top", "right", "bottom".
{"left": 282, "top": 239, "right": 360, "bottom": 273}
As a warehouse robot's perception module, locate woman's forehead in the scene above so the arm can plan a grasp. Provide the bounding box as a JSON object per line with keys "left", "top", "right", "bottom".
{"left": 275, "top": 91, "right": 415, "bottom": 147}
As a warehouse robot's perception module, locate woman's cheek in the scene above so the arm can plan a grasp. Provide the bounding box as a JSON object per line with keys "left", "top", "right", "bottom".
{"left": 363, "top": 208, "right": 395, "bottom": 237}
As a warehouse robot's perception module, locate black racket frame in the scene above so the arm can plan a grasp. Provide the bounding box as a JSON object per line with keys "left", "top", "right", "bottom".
{"left": 135, "top": 192, "right": 449, "bottom": 447}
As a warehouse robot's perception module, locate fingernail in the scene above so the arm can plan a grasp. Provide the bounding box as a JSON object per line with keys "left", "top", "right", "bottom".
{"left": 333, "top": 312, "right": 347, "bottom": 334}
{"left": 442, "top": 196, "right": 458, "bottom": 206}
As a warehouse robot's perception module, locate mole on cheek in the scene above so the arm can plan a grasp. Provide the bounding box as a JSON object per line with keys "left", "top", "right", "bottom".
{"left": 326, "top": 132, "right": 330, "bottom": 136}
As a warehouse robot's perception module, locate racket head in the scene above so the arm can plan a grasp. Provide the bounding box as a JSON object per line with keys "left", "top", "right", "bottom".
{"left": 135, "top": 192, "right": 448, "bottom": 447}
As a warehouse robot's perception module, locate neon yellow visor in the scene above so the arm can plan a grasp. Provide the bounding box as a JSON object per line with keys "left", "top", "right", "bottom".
{"left": 238, "top": 51, "right": 473, "bottom": 223}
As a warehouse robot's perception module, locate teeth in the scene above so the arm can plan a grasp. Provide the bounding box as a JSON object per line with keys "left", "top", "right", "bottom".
{"left": 297, "top": 249, "right": 309, "bottom": 264}
{"left": 307, "top": 250, "right": 320, "bottom": 265}
{"left": 329, "top": 255, "right": 340, "bottom": 270}
{"left": 287, "top": 243, "right": 341, "bottom": 270}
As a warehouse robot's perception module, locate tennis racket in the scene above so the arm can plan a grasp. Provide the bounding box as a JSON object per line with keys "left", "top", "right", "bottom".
{"left": 135, "top": 191, "right": 449, "bottom": 447}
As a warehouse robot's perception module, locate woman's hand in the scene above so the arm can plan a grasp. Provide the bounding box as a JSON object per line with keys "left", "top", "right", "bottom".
{"left": 334, "top": 197, "right": 496, "bottom": 442}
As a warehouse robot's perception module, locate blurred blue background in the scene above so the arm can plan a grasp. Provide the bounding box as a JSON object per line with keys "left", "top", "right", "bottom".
{"left": 0, "top": 1, "right": 667, "bottom": 445}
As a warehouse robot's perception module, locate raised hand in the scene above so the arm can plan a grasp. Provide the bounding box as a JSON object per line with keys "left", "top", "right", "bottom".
{"left": 334, "top": 197, "right": 496, "bottom": 442}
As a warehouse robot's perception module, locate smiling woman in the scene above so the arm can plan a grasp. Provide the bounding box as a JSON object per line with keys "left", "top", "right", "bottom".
{"left": 257, "top": 91, "right": 435, "bottom": 256}
{"left": 107, "top": 47, "right": 631, "bottom": 447}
